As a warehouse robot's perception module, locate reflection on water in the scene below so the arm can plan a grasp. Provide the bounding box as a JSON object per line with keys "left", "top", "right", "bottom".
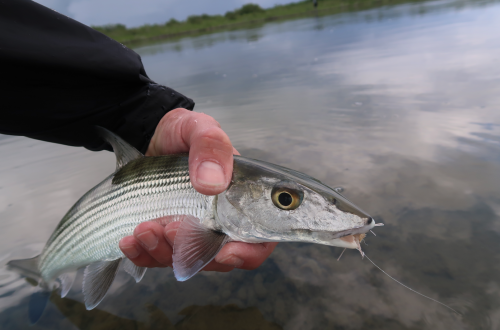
{"left": 2, "top": 290, "right": 281, "bottom": 329}
{"left": 1, "top": 0, "right": 500, "bottom": 328}
{"left": 50, "top": 294, "right": 282, "bottom": 330}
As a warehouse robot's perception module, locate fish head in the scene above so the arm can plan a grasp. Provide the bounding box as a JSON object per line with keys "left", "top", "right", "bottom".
{"left": 217, "top": 156, "right": 378, "bottom": 249}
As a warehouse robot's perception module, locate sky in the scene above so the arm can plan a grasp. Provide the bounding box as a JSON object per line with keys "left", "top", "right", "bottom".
{"left": 33, "top": 0, "right": 295, "bottom": 27}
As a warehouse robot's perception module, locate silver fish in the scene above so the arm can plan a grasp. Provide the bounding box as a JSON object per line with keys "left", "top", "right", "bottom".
{"left": 8, "top": 127, "right": 379, "bottom": 316}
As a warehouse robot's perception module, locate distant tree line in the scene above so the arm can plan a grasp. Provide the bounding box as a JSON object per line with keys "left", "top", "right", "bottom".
{"left": 94, "top": 3, "right": 267, "bottom": 33}
{"left": 224, "top": 4, "right": 265, "bottom": 19}
{"left": 92, "top": 0, "right": 436, "bottom": 45}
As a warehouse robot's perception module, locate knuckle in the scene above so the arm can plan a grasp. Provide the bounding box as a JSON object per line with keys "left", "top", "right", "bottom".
{"left": 196, "top": 127, "right": 232, "bottom": 152}
{"left": 166, "top": 108, "right": 190, "bottom": 118}
{"left": 134, "top": 222, "right": 152, "bottom": 233}
{"left": 192, "top": 112, "right": 221, "bottom": 126}
{"left": 186, "top": 113, "right": 223, "bottom": 135}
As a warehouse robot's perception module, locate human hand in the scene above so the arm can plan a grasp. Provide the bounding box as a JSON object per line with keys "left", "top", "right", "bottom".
{"left": 119, "top": 108, "right": 278, "bottom": 272}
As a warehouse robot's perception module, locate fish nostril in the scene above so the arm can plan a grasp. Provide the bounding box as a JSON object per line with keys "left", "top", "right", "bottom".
{"left": 367, "top": 217, "right": 373, "bottom": 225}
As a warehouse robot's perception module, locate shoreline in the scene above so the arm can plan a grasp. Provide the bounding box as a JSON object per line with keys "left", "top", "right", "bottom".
{"left": 93, "top": 0, "right": 430, "bottom": 46}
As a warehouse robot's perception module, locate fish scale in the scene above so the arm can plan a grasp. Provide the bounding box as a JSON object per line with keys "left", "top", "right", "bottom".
{"left": 39, "top": 155, "right": 213, "bottom": 282}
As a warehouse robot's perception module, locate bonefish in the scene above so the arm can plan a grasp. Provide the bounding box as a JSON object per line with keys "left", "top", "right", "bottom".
{"left": 8, "top": 127, "right": 457, "bottom": 320}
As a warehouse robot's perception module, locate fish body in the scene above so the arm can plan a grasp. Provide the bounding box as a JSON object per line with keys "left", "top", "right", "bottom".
{"left": 8, "top": 128, "right": 378, "bottom": 314}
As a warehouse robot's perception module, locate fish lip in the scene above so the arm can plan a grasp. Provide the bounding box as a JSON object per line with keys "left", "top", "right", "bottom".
{"left": 328, "top": 219, "right": 376, "bottom": 239}
{"left": 294, "top": 218, "right": 376, "bottom": 239}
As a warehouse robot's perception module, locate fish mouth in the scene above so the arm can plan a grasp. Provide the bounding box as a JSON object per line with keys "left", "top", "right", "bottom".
{"left": 306, "top": 217, "right": 380, "bottom": 250}
{"left": 339, "top": 233, "right": 367, "bottom": 250}
{"left": 329, "top": 217, "right": 376, "bottom": 239}
{"left": 331, "top": 217, "right": 383, "bottom": 254}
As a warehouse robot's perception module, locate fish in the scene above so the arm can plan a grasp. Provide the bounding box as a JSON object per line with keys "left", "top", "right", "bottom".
{"left": 7, "top": 127, "right": 379, "bottom": 320}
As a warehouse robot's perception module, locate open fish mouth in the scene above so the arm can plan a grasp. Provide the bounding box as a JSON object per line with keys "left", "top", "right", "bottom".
{"left": 318, "top": 216, "right": 377, "bottom": 240}
{"left": 309, "top": 217, "right": 383, "bottom": 253}
{"left": 336, "top": 220, "right": 384, "bottom": 256}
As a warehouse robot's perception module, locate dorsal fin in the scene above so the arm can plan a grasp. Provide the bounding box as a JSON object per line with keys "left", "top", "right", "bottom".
{"left": 96, "top": 126, "right": 143, "bottom": 170}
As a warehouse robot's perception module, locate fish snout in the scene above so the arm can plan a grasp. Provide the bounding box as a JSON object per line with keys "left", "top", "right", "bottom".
{"left": 365, "top": 216, "right": 384, "bottom": 231}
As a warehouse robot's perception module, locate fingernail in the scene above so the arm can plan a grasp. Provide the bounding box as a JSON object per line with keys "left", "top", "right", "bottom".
{"left": 137, "top": 230, "right": 158, "bottom": 250}
{"left": 164, "top": 229, "right": 176, "bottom": 246}
{"left": 197, "top": 161, "right": 225, "bottom": 187}
{"left": 121, "top": 244, "right": 140, "bottom": 259}
{"left": 217, "top": 255, "right": 244, "bottom": 267}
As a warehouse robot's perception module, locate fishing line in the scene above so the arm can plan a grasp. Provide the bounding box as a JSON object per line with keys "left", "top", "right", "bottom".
{"left": 337, "top": 248, "right": 346, "bottom": 261}
{"left": 363, "top": 253, "right": 461, "bottom": 315}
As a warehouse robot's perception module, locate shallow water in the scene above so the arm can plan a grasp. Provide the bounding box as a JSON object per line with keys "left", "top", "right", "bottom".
{"left": 2, "top": 0, "right": 500, "bottom": 328}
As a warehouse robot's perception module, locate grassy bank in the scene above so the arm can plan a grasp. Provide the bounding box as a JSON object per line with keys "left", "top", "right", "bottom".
{"left": 93, "top": 0, "right": 428, "bottom": 45}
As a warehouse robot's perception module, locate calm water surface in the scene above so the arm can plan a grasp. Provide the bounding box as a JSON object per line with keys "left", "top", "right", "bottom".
{"left": 1, "top": 1, "right": 500, "bottom": 329}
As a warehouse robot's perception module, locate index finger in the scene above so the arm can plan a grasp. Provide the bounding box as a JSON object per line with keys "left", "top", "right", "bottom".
{"left": 146, "top": 108, "right": 235, "bottom": 195}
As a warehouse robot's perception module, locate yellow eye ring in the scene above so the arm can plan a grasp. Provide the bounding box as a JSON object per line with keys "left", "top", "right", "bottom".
{"left": 271, "top": 187, "right": 302, "bottom": 210}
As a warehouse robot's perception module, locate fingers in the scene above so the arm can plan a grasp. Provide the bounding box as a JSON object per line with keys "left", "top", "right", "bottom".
{"left": 119, "top": 222, "right": 173, "bottom": 268}
{"left": 163, "top": 222, "right": 278, "bottom": 272}
{"left": 214, "top": 242, "right": 278, "bottom": 270}
{"left": 146, "top": 108, "right": 235, "bottom": 195}
{"left": 122, "top": 221, "right": 278, "bottom": 271}
{"left": 119, "top": 236, "right": 163, "bottom": 268}
{"left": 163, "top": 221, "right": 181, "bottom": 245}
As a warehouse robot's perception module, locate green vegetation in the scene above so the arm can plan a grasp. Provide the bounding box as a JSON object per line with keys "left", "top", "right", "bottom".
{"left": 92, "top": 0, "right": 430, "bottom": 45}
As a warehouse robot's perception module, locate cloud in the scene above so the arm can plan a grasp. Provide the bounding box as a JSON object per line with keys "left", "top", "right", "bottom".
{"left": 33, "top": 0, "right": 296, "bottom": 27}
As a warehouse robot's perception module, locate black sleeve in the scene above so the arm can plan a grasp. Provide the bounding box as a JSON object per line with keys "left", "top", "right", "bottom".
{"left": 0, "top": 0, "right": 195, "bottom": 153}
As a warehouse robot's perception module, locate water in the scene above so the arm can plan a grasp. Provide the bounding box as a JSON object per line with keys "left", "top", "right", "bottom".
{"left": 2, "top": 0, "right": 500, "bottom": 328}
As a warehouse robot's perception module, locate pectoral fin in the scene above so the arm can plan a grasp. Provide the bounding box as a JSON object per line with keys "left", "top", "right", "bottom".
{"left": 172, "top": 215, "right": 230, "bottom": 281}
{"left": 82, "top": 259, "right": 121, "bottom": 310}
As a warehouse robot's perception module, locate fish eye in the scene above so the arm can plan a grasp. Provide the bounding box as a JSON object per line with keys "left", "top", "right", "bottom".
{"left": 278, "top": 192, "right": 293, "bottom": 206}
{"left": 271, "top": 184, "right": 303, "bottom": 210}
